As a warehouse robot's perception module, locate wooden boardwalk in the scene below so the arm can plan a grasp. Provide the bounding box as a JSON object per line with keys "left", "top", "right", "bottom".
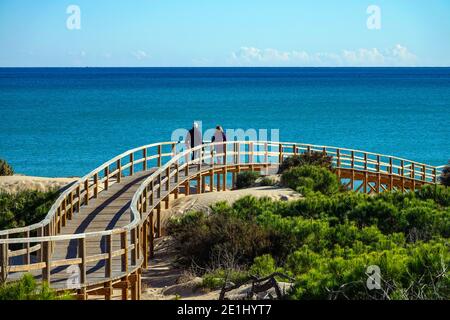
{"left": 0, "top": 141, "right": 443, "bottom": 299}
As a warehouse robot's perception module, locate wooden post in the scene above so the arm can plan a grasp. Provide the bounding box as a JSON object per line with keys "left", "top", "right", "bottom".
{"left": 157, "top": 145, "right": 162, "bottom": 167}
{"left": 166, "top": 167, "right": 170, "bottom": 192}
{"left": 143, "top": 221, "right": 148, "bottom": 268}
{"left": 121, "top": 231, "right": 128, "bottom": 272}
{"left": 411, "top": 163, "right": 416, "bottom": 191}
{"left": 105, "top": 234, "right": 112, "bottom": 279}
{"left": 25, "top": 230, "right": 30, "bottom": 264}
{"left": 84, "top": 179, "right": 89, "bottom": 205}
{"left": 350, "top": 151, "right": 355, "bottom": 190}
{"left": 143, "top": 148, "right": 147, "bottom": 171}
{"left": 389, "top": 158, "right": 393, "bottom": 191}
{"left": 210, "top": 170, "right": 214, "bottom": 192}
{"left": 156, "top": 205, "right": 161, "bottom": 237}
{"left": 117, "top": 159, "right": 122, "bottom": 183}
{"left": 79, "top": 238, "right": 86, "bottom": 288}
{"left": 130, "top": 153, "right": 134, "bottom": 176}
{"left": 76, "top": 185, "right": 81, "bottom": 212}
{"left": 401, "top": 160, "right": 405, "bottom": 192}
{"left": 69, "top": 191, "right": 74, "bottom": 220}
{"left": 376, "top": 155, "right": 381, "bottom": 194}
{"left": 104, "top": 167, "right": 109, "bottom": 190}
{"left": 279, "top": 143, "right": 283, "bottom": 164}
{"left": 131, "top": 228, "right": 137, "bottom": 266}
{"left": 94, "top": 173, "right": 98, "bottom": 198}
{"left": 0, "top": 241, "right": 7, "bottom": 282}
{"left": 363, "top": 153, "right": 368, "bottom": 194}
{"left": 149, "top": 213, "right": 154, "bottom": 259}
{"left": 42, "top": 240, "right": 51, "bottom": 283}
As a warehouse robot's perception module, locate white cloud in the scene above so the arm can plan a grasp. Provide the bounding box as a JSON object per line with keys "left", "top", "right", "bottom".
{"left": 229, "top": 45, "right": 417, "bottom": 66}
{"left": 132, "top": 50, "right": 149, "bottom": 60}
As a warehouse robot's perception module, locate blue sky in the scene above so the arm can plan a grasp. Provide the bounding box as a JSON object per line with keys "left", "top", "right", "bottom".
{"left": 0, "top": 0, "right": 449, "bottom": 67}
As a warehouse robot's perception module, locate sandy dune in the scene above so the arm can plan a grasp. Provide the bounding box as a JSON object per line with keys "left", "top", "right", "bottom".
{"left": 0, "top": 175, "right": 78, "bottom": 194}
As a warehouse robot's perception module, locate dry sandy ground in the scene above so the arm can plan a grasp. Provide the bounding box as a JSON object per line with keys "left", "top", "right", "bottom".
{"left": 140, "top": 186, "right": 302, "bottom": 300}
{"left": 0, "top": 175, "right": 78, "bottom": 194}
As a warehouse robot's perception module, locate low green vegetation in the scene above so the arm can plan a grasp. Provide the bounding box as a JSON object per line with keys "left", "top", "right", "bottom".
{"left": 277, "top": 151, "right": 333, "bottom": 174}
{"left": 0, "top": 274, "right": 72, "bottom": 300}
{"left": 281, "top": 165, "right": 340, "bottom": 195}
{"left": 168, "top": 157, "right": 449, "bottom": 299}
{"left": 0, "top": 159, "right": 14, "bottom": 176}
{"left": 0, "top": 190, "right": 59, "bottom": 230}
{"left": 235, "top": 171, "right": 260, "bottom": 189}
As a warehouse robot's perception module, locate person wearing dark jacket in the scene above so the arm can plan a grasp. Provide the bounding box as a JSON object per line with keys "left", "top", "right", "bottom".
{"left": 211, "top": 125, "right": 227, "bottom": 164}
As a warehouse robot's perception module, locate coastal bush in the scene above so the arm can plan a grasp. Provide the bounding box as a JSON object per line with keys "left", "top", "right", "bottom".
{"left": 169, "top": 187, "right": 449, "bottom": 300}
{"left": 0, "top": 274, "right": 72, "bottom": 300}
{"left": 235, "top": 171, "right": 260, "bottom": 189}
{"left": 249, "top": 254, "right": 278, "bottom": 277}
{"left": 259, "top": 176, "right": 276, "bottom": 186}
{"left": 281, "top": 165, "right": 339, "bottom": 195}
{"left": 0, "top": 190, "right": 59, "bottom": 230}
{"left": 167, "top": 209, "right": 271, "bottom": 268}
{"left": 416, "top": 184, "right": 450, "bottom": 207}
{"left": 201, "top": 269, "right": 249, "bottom": 290}
{"left": 0, "top": 159, "right": 13, "bottom": 176}
{"left": 440, "top": 162, "right": 450, "bottom": 187}
{"left": 278, "top": 151, "right": 333, "bottom": 174}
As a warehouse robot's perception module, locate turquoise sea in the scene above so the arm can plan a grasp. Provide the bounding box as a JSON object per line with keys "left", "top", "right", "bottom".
{"left": 0, "top": 67, "right": 449, "bottom": 177}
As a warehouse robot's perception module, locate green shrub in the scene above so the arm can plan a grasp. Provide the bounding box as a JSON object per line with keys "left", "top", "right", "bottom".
{"left": 260, "top": 176, "right": 276, "bottom": 186}
{"left": 0, "top": 159, "right": 13, "bottom": 176}
{"left": 0, "top": 190, "right": 59, "bottom": 230}
{"left": 281, "top": 165, "right": 339, "bottom": 195}
{"left": 249, "top": 254, "right": 277, "bottom": 277}
{"left": 440, "top": 162, "right": 450, "bottom": 187}
{"left": 169, "top": 186, "right": 449, "bottom": 300}
{"left": 235, "top": 171, "right": 260, "bottom": 189}
{"left": 278, "top": 152, "right": 333, "bottom": 174}
{"left": 0, "top": 274, "right": 72, "bottom": 300}
{"left": 167, "top": 209, "right": 271, "bottom": 268}
{"left": 416, "top": 184, "right": 450, "bottom": 207}
{"left": 202, "top": 269, "right": 249, "bottom": 290}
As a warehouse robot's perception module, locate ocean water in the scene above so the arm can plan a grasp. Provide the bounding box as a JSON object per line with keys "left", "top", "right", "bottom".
{"left": 0, "top": 67, "right": 449, "bottom": 177}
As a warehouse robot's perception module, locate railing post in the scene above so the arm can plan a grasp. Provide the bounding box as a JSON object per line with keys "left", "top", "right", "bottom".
{"left": 104, "top": 167, "right": 109, "bottom": 190}
{"left": 69, "top": 191, "right": 74, "bottom": 220}
{"left": 401, "top": 160, "right": 405, "bottom": 192}
{"left": 143, "top": 148, "right": 147, "bottom": 171}
{"left": 376, "top": 155, "right": 381, "bottom": 193}
{"left": 42, "top": 239, "right": 51, "bottom": 283}
{"left": 94, "top": 173, "right": 99, "bottom": 198}
{"left": 0, "top": 240, "right": 8, "bottom": 282}
{"left": 411, "top": 163, "right": 416, "bottom": 190}
{"left": 117, "top": 159, "right": 122, "bottom": 183}
{"left": 278, "top": 143, "right": 283, "bottom": 164}
{"left": 25, "top": 230, "right": 30, "bottom": 265}
{"left": 433, "top": 168, "right": 437, "bottom": 184}
{"left": 131, "top": 228, "right": 137, "bottom": 266}
{"left": 157, "top": 145, "right": 162, "bottom": 167}
{"left": 105, "top": 234, "right": 112, "bottom": 279}
{"left": 79, "top": 237, "right": 86, "bottom": 287}
{"left": 130, "top": 153, "right": 134, "bottom": 176}
{"left": 76, "top": 185, "right": 81, "bottom": 212}
{"left": 389, "top": 158, "right": 393, "bottom": 191}
{"left": 121, "top": 231, "right": 128, "bottom": 272}
{"left": 84, "top": 179, "right": 89, "bottom": 205}
{"left": 149, "top": 213, "right": 154, "bottom": 259}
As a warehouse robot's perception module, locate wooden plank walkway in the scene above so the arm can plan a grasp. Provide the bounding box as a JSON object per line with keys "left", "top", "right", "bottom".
{"left": 7, "top": 170, "right": 157, "bottom": 289}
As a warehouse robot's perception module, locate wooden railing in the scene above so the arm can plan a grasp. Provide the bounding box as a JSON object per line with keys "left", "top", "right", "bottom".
{"left": 0, "top": 141, "right": 178, "bottom": 291}
{"left": 0, "top": 140, "right": 444, "bottom": 297}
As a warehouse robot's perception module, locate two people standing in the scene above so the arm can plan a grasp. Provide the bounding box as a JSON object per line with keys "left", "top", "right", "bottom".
{"left": 184, "top": 123, "right": 227, "bottom": 163}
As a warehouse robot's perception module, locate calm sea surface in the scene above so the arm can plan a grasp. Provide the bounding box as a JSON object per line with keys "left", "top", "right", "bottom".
{"left": 0, "top": 67, "right": 449, "bottom": 177}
